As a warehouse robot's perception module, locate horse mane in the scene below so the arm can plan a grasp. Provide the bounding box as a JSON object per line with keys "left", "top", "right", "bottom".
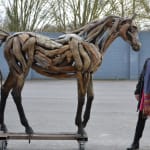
{"left": 72, "top": 15, "right": 122, "bottom": 42}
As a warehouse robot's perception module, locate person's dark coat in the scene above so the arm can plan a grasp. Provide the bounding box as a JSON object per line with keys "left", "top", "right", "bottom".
{"left": 135, "top": 58, "right": 150, "bottom": 111}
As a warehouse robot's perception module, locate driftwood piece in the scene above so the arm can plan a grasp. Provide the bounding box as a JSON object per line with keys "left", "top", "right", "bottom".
{"left": 86, "top": 26, "right": 105, "bottom": 42}
{"left": 34, "top": 50, "right": 75, "bottom": 74}
{"left": 55, "top": 34, "right": 82, "bottom": 44}
{"left": 82, "top": 42, "right": 102, "bottom": 72}
{"left": 35, "top": 34, "right": 62, "bottom": 49}
{"left": 34, "top": 51, "right": 76, "bottom": 73}
{"left": 119, "top": 23, "right": 130, "bottom": 40}
{"left": 86, "top": 25, "right": 103, "bottom": 39}
{"left": 51, "top": 50, "right": 73, "bottom": 66}
{"left": 13, "top": 37, "right": 27, "bottom": 72}
{"left": 52, "top": 54, "right": 66, "bottom": 66}
{"left": 35, "top": 45, "right": 69, "bottom": 58}
{"left": 77, "top": 16, "right": 114, "bottom": 37}
{"left": 101, "top": 32, "right": 119, "bottom": 53}
{"left": 100, "top": 19, "right": 120, "bottom": 53}
{"left": 89, "top": 44, "right": 102, "bottom": 72}
{"left": 32, "top": 64, "right": 76, "bottom": 78}
{"left": 22, "top": 37, "right": 35, "bottom": 54}
{"left": 48, "top": 65, "right": 76, "bottom": 73}
{"left": 54, "top": 38, "right": 68, "bottom": 44}
{"left": 4, "top": 38, "right": 21, "bottom": 74}
{"left": 86, "top": 18, "right": 114, "bottom": 43}
{"left": 18, "top": 34, "right": 30, "bottom": 45}
{"left": 78, "top": 43, "right": 91, "bottom": 72}
{"left": 4, "top": 38, "right": 13, "bottom": 58}
{"left": 64, "top": 50, "right": 73, "bottom": 64}
{"left": 34, "top": 51, "right": 52, "bottom": 68}
{"left": 24, "top": 37, "right": 36, "bottom": 75}
{"left": 69, "top": 38, "right": 83, "bottom": 71}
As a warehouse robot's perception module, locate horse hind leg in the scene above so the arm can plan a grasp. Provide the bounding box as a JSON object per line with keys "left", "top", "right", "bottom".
{"left": 11, "top": 74, "right": 33, "bottom": 134}
{"left": 0, "top": 72, "right": 15, "bottom": 132}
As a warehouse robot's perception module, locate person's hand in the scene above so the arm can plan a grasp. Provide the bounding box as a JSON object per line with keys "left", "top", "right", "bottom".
{"left": 135, "top": 94, "right": 140, "bottom": 101}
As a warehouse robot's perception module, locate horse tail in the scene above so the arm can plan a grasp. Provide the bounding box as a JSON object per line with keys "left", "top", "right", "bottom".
{"left": 0, "top": 29, "right": 10, "bottom": 46}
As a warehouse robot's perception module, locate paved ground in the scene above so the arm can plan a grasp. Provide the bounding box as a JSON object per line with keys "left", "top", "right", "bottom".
{"left": 1, "top": 80, "right": 150, "bottom": 150}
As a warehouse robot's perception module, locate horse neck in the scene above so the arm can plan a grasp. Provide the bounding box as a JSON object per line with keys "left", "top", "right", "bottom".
{"left": 93, "top": 27, "right": 119, "bottom": 55}
{"left": 77, "top": 17, "right": 120, "bottom": 56}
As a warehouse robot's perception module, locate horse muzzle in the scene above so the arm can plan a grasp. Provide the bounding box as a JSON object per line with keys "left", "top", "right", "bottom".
{"left": 132, "top": 42, "right": 141, "bottom": 51}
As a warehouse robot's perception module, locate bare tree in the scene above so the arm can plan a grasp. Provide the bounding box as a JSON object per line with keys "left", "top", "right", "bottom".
{"left": 102, "top": 0, "right": 150, "bottom": 30}
{"left": 2, "top": 0, "right": 50, "bottom": 31}
{"left": 138, "top": 0, "right": 150, "bottom": 30}
{"left": 45, "top": 0, "right": 110, "bottom": 32}
{"left": 46, "top": 0, "right": 150, "bottom": 31}
{"left": 1, "top": 0, "right": 150, "bottom": 31}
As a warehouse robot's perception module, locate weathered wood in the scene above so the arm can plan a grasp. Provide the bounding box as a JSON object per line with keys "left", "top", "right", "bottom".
{"left": 48, "top": 65, "right": 76, "bottom": 73}
{"left": 119, "top": 23, "right": 130, "bottom": 40}
{"left": 35, "top": 45, "right": 69, "bottom": 58}
{"left": 86, "top": 25, "right": 103, "bottom": 39}
{"left": 64, "top": 50, "right": 73, "bottom": 64}
{"left": 0, "top": 132, "right": 88, "bottom": 141}
{"left": 78, "top": 43, "right": 91, "bottom": 72}
{"left": 55, "top": 38, "right": 68, "bottom": 44}
{"left": 18, "top": 33, "right": 30, "bottom": 45}
{"left": 4, "top": 38, "right": 22, "bottom": 74}
{"left": 13, "top": 37, "right": 27, "bottom": 73}
{"left": 35, "top": 34, "right": 62, "bottom": 49}
{"left": 32, "top": 64, "right": 76, "bottom": 78}
{"left": 25, "top": 37, "right": 36, "bottom": 66}
{"left": 101, "top": 32, "right": 119, "bottom": 53}
{"left": 82, "top": 42, "right": 102, "bottom": 72}
{"left": 69, "top": 38, "right": 83, "bottom": 71}
{"left": 34, "top": 51, "right": 52, "bottom": 68}
{"left": 52, "top": 53, "right": 66, "bottom": 66}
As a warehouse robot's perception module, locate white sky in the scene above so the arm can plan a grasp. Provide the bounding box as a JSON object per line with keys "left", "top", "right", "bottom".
{"left": 0, "top": 0, "right": 150, "bottom": 30}
{"left": 0, "top": 1, "right": 6, "bottom": 23}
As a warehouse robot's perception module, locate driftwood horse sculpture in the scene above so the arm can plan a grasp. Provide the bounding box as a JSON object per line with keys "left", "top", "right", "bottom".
{"left": 0, "top": 15, "right": 141, "bottom": 135}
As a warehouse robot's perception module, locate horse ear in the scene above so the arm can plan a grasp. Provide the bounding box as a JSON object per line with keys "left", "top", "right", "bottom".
{"left": 106, "top": 18, "right": 116, "bottom": 27}
{"left": 131, "top": 13, "right": 137, "bottom": 20}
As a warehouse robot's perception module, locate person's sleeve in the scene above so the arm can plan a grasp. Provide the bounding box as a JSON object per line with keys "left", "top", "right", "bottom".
{"left": 144, "top": 60, "right": 150, "bottom": 94}
{"left": 135, "top": 73, "right": 143, "bottom": 95}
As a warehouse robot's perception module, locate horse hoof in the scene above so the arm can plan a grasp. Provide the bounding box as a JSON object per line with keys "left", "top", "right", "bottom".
{"left": 82, "top": 121, "right": 86, "bottom": 128}
{"left": 77, "top": 128, "right": 86, "bottom": 136}
{"left": 25, "top": 126, "right": 34, "bottom": 134}
{"left": 0, "top": 124, "right": 8, "bottom": 133}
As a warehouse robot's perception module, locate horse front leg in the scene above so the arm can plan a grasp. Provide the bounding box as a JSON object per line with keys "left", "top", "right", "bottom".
{"left": 75, "top": 76, "right": 86, "bottom": 135}
{"left": 82, "top": 74, "right": 94, "bottom": 128}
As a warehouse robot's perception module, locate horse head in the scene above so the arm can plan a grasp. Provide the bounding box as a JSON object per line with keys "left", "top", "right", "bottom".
{"left": 118, "top": 14, "right": 141, "bottom": 51}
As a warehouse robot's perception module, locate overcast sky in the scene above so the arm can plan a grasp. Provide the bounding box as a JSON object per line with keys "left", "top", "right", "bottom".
{"left": 0, "top": 1, "right": 5, "bottom": 23}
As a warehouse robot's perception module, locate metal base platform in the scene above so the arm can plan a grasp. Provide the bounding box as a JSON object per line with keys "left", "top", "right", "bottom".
{"left": 0, "top": 132, "right": 88, "bottom": 150}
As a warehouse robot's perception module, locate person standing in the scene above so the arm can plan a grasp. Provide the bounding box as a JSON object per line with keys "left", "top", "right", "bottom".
{"left": 127, "top": 58, "right": 150, "bottom": 150}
